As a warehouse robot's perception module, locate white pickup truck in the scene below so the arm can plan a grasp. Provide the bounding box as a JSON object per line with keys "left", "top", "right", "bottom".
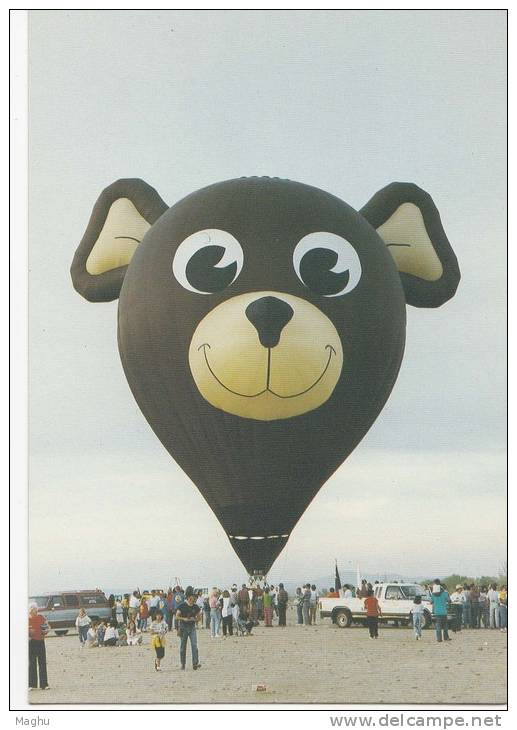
{"left": 319, "top": 582, "right": 434, "bottom": 629}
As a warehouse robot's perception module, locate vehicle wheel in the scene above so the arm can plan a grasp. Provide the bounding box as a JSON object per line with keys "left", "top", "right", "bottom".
{"left": 334, "top": 610, "right": 352, "bottom": 628}
{"left": 55, "top": 630, "right": 68, "bottom": 636}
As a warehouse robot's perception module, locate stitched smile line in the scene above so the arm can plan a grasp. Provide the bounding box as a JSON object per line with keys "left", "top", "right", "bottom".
{"left": 197, "top": 343, "right": 337, "bottom": 399}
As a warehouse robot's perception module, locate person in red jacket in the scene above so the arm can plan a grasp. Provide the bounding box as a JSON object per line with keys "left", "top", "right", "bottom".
{"left": 363, "top": 589, "right": 382, "bottom": 639}
{"left": 28, "top": 604, "right": 50, "bottom": 691}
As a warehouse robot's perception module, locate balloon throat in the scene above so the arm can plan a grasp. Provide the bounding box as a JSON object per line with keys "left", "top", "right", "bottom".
{"left": 197, "top": 343, "right": 336, "bottom": 399}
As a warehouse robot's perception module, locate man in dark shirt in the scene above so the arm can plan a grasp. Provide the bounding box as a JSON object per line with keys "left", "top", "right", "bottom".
{"left": 176, "top": 586, "right": 202, "bottom": 670}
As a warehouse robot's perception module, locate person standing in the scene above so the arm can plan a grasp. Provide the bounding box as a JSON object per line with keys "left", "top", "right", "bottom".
{"left": 431, "top": 580, "right": 451, "bottom": 643}
{"left": 498, "top": 586, "right": 507, "bottom": 632}
{"left": 75, "top": 607, "right": 92, "bottom": 647}
{"left": 343, "top": 585, "right": 353, "bottom": 599}
{"left": 270, "top": 586, "right": 278, "bottom": 618}
{"left": 129, "top": 591, "right": 140, "bottom": 622}
{"left": 166, "top": 589, "right": 175, "bottom": 630}
{"left": 470, "top": 584, "right": 480, "bottom": 628}
{"left": 139, "top": 596, "right": 150, "bottom": 631}
{"left": 277, "top": 584, "right": 288, "bottom": 627}
{"left": 479, "top": 586, "right": 489, "bottom": 628}
{"left": 209, "top": 588, "right": 221, "bottom": 638}
{"left": 28, "top": 604, "right": 49, "bottom": 691}
{"left": 309, "top": 584, "right": 318, "bottom": 625}
{"left": 115, "top": 598, "right": 124, "bottom": 626}
{"left": 203, "top": 595, "right": 211, "bottom": 629}
{"left": 295, "top": 588, "right": 304, "bottom": 625}
{"left": 149, "top": 590, "right": 160, "bottom": 621}
{"left": 220, "top": 590, "right": 233, "bottom": 636}
{"left": 122, "top": 595, "right": 129, "bottom": 624}
{"left": 411, "top": 595, "right": 425, "bottom": 640}
{"left": 172, "top": 586, "right": 185, "bottom": 631}
{"left": 364, "top": 588, "right": 381, "bottom": 638}
{"left": 462, "top": 585, "right": 472, "bottom": 628}
{"left": 263, "top": 587, "right": 273, "bottom": 627}
{"left": 108, "top": 594, "right": 116, "bottom": 622}
{"left": 150, "top": 611, "right": 168, "bottom": 671}
{"left": 302, "top": 584, "right": 311, "bottom": 626}
{"left": 449, "top": 585, "right": 465, "bottom": 631}
{"left": 238, "top": 584, "right": 250, "bottom": 617}
{"left": 176, "top": 587, "right": 202, "bottom": 670}
{"left": 487, "top": 583, "right": 500, "bottom": 629}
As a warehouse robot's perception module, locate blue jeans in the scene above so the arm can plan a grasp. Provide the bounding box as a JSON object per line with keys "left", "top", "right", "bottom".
{"left": 489, "top": 604, "right": 500, "bottom": 628}
{"left": 499, "top": 604, "right": 507, "bottom": 629}
{"left": 78, "top": 625, "right": 89, "bottom": 644}
{"left": 210, "top": 608, "right": 221, "bottom": 636}
{"left": 463, "top": 602, "right": 471, "bottom": 627}
{"left": 434, "top": 615, "right": 450, "bottom": 642}
{"left": 180, "top": 624, "right": 199, "bottom": 667}
{"left": 413, "top": 613, "right": 423, "bottom": 638}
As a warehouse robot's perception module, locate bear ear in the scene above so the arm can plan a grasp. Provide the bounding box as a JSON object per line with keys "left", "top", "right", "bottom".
{"left": 360, "top": 182, "right": 460, "bottom": 308}
{"left": 71, "top": 179, "right": 168, "bottom": 302}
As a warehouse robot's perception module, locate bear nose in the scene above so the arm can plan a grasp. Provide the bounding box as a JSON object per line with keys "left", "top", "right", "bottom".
{"left": 245, "top": 296, "right": 294, "bottom": 349}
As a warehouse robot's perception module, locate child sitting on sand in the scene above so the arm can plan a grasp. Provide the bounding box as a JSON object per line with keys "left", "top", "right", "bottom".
{"left": 85, "top": 621, "right": 98, "bottom": 647}
{"left": 96, "top": 620, "right": 106, "bottom": 646}
{"left": 126, "top": 619, "right": 143, "bottom": 646}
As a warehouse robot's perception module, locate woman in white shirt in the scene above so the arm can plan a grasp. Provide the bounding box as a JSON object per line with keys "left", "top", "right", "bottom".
{"left": 103, "top": 621, "right": 119, "bottom": 647}
{"left": 126, "top": 619, "right": 142, "bottom": 645}
{"left": 75, "top": 608, "right": 92, "bottom": 647}
{"left": 220, "top": 590, "right": 234, "bottom": 636}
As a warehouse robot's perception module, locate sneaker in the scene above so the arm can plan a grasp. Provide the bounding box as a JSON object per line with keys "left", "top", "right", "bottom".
{"left": 193, "top": 664, "right": 201, "bottom": 670}
{"left": 28, "top": 688, "right": 34, "bottom": 692}
{"left": 180, "top": 665, "right": 185, "bottom": 670}
{"left": 42, "top": 686, "right": 50, "bottom": 690}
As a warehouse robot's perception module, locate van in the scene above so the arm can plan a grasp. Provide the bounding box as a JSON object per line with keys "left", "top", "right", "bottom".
{"left": 29, "top": 590, "right": 112, "bottom": 636}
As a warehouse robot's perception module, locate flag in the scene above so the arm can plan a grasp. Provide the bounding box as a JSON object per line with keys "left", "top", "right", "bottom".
{"left": 334, "top": 559, "right": 342, "bottom": 592}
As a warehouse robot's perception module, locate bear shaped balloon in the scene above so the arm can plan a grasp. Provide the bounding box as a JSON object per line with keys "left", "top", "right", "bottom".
{"left": 71, "top": 177, "right": 460, "bottom": 576}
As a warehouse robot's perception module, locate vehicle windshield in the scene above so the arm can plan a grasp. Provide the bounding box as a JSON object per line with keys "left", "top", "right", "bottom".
{"left": 399, "top": 585, "right": 427, "bottom": 599}
{"left": 30, "top": 596, "right": 49, "bottom": 608}
{"left": 81, "top": 594, "right": 108, "bottom": 606}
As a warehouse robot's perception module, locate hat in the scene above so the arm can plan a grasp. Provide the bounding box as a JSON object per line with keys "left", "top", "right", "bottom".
{"left": 456, "top": 584, "right": 463, "bottom": 590}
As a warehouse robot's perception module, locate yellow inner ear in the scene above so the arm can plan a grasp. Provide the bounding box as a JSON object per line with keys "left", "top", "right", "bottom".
{"left": 86, "top": 198, "right": 151, "bottom": 275}
{"left": 376, "top": 203, "right": 443, "bottom": 281}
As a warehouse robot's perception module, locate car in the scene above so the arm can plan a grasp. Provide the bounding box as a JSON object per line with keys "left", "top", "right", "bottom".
{"left": 319, "top": 582, "right": 438, "bottom": 629}
{"left": 29, "top": 590, "right": 112, "bottom": 636}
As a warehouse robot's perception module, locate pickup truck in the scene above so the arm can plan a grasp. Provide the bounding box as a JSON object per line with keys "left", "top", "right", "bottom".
{"left": 319, "top": 582, "right": 435, "bottom": 629}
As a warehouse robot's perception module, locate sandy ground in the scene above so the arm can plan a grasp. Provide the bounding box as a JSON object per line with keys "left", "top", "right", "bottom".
{"left": 30, "top": 610, "right": 507, "bottom": 705}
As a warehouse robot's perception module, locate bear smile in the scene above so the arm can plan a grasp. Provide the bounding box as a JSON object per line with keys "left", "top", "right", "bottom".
{"left": 198, "top": 342, "right": 337, "bottom": 399}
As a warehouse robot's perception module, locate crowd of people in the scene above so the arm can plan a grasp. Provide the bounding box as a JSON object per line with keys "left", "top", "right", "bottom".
{"left": 28, "top": 577, "right": 508, "bottom": 691}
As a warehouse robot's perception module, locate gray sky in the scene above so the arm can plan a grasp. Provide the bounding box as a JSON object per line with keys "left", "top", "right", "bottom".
{"left": 29, "top": 10, "right": 506, "bottom": 593}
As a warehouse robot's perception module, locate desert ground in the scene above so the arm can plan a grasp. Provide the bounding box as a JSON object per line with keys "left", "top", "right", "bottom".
{"left": 30, "top": 610, "right": 507, "bottom": 706}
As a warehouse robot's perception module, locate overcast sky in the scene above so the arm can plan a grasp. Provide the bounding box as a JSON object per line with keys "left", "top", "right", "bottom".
{"left": 28, "top": 10, "right": 506, "bottom": 594}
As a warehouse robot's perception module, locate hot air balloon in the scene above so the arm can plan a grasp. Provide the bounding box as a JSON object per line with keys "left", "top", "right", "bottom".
{"left": 71, "top": 176, "right": 460, "bottom": 578}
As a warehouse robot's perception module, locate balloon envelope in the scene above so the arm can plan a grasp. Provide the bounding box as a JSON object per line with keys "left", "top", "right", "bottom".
{"left": 117, "top": 178, "right": 407, "bottom": 575}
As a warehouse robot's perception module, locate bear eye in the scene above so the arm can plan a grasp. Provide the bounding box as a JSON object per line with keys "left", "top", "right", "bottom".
{"left": 172, "top": 229, "right": 243, "bottom": 294}
{"left": 293, "top": 232, "right": 362, "bottom": 297}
